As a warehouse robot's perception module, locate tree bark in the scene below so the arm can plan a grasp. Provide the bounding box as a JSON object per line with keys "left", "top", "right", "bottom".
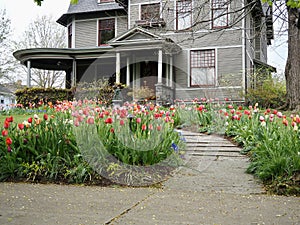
{"left": 285, "top": 7, "right": 300, "bottom": 111}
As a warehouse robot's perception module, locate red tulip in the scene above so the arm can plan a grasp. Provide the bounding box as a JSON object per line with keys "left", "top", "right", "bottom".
{"left": 142, "top": 124, "right": 147, "bottom": 131}
{"left": 87, "top": 117, "right": 95, "bottom": 124}
{"left": 28, "top": 117, "right": 33, "bottom": 123}
{"left": 2, "top": 129, "right": 8, "bottom": 137}
{"left": 18, "top": 123, "right": 24, "bottom": 130}
{"left": 110, "top": 128, "right": 114, "bottom": 133}
{"left": 120, "top": 120, "right": 125, "bottom": 126}
{"left": 157, "top": 125, "right": 162, "bottom": 131}
{"left": 136, "top": 118, "right": 141, "bottom": 123}
{"left": 43, "top": 114, "right": 48, "bottom": 120}
{"left": 3, "top": 121, "right": 9, "bottom": 129}
{"left": 6, "top": 116, "right": 13, "bottom": 123}
{"left": 6, "top": 137, "right": 12, "bottom": 146}
{"left": 105, "top": 117, "right": 113, "bottom": 124}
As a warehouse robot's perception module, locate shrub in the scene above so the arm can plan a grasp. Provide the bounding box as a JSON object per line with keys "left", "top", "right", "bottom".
{"left": 15, "top": 87, "right": 74, "bottom": 108}
{"left": 245, "top": 73, "right": 286, "bottom": 108}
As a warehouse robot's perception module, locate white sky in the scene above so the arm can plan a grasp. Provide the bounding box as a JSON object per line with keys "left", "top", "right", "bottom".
{"left": 0, "top": 0, "right": 287, "bottom": 74}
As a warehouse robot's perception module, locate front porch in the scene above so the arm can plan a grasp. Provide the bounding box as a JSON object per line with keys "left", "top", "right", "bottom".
{"left": 13, "top": 27, "right": 181, "bottom": 105}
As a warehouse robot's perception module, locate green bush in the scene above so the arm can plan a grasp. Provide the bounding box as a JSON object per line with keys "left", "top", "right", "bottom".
{"left": 245, "top": 73, "right": 286, "bottom": 108}
{"left": 15, "top": 87, "right": 74, "bottom": 108}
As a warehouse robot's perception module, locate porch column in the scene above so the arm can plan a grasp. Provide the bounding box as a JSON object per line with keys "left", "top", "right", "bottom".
{"left": 126, "top": 57, "right": 130, "bottom": 86}
{"left": 158, "top": 49, "right": 163, "bottom": 84}
{"left": 116, "top": 52, "right": 121, "bottom": 84}
{"left": 165, "top": 57, "right": 169, "bottom": 86}
{"left": 170, "top": 55, "right": 173, "bottom": 88}
{"left": 72, "top": 58, "right": 77, "bottom": 87}
{"left": 27, "top": 60, "right": 31, "bottom": 87}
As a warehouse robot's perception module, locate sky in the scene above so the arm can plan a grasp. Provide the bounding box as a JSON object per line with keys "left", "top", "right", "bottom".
{"left": 0, "top": 0, "right": 288, "bottom": 75}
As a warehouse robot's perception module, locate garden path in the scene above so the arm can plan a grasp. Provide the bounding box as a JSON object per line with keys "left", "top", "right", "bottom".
{"left": 163, "top": 129, "right": 265, "bottom": 194}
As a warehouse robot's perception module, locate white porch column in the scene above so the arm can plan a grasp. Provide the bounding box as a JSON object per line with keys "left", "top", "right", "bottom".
{"left": 158, "top": 49, "right": 163, "bottom": 84}
{"left": 126, "top": 57, "right": 130, "bottom": 86}
{"left": 116, "top": 52, "right": 121, "bottom": 84}
{"left": 170, "top": 55, "right": 173, "bottom": 88}
{"left": 27, "top": 60, "right": 31, "bottom": 87}
{"left": 72, "top": 58, "right": 77, "bottom": 87}
{"left": 165, "top": 56, "right": 169, "bottom": 86}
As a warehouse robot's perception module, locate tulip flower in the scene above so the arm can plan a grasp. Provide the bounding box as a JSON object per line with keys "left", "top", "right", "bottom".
{"left": 44, "top": 114, "right": 48, "bottom": 120}
{"left": 142, "top": 124, "right": 147, "bottom": 131}
{"left": 105, "top": 117, "right": 113, "bottom": 124}
{"left": 28, "top": 117, "right": 33, "bottom": 123}
{"left": 18, "top": 123, "right": 24, "bottom": 130}
{"left": 2, "top": 129, "right": 8, "bottom": 137}
{"left": 6, "top": 137, "right": 12, "bottom": 146}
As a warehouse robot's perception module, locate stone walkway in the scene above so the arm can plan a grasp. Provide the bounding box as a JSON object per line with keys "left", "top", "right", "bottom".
{"left": 164, "top": 130, "right": 264, "bottom": 194}
{"left": 0, "top": 130, "right": 299, "bottom": 225}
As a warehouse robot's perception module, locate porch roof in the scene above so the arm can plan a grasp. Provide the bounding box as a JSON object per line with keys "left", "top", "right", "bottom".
{"left": 13, "top": 47, "right": 115, "bottom": 71}
{"left": 253, "top": 59, "right": 277, "bottom": 72}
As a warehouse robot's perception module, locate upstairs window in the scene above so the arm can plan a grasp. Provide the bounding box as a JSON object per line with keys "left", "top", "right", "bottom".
{"left": 212, "top": 0, "right": 229, "bottom": 28}
{"left": 68, "top": 24, "right": 72, "bottom": 48}
{"left": 141, "top": 3, "right": 160, "bottom": 21}
{"left": 98, "top": 19, "right": 115, "bottom": 46}
{"left": 190, "top": 50, "right": 215, "bottom": 86}
{"left": 176, "top": 0, "right": 192, "bottom": 31}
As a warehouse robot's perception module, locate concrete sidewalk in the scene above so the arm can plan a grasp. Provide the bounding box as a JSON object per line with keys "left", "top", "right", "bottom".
{"left": 0, "top": 131, "right": 299, "bottom": 225}
{"left": 0, "top": 182, "right": 299, "bottom": 225}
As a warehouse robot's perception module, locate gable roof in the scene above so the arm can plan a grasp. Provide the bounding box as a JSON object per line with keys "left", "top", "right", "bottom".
{"left": 57, "top": 0, "right": 125, "bottom": 26}
{"left": 108, "top": 26, "right": 181, "bottom": 54}
{"left": 109, "top": 26, "right": 163, "bottom": 44}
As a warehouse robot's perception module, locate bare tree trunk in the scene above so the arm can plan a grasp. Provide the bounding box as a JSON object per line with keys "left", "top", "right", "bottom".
{"left": 285, "top": 7, "right": 300, "bottom": 111}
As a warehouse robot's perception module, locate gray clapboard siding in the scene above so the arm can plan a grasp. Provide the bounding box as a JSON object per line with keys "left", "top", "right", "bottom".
{"left": 75, "top": 20, "right": 97, "bottom": 48}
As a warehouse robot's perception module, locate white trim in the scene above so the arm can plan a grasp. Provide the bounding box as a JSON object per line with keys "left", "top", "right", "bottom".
{"left": 215, "top": 48, "right": 218, "bottom": 86}
{"left": 128, "top": 0, "right": 131, "bottom": 28}
{"left": 176, "top": 86, "right": 243, "bottom": 91}
{"left": 183, "top": 45, "right": 242, "bottom": 51}
{"left": 71, "top": 19, "right": 75, "bottom": 48}
{"left": 241, "top": 0, "right": 246, "bottom": 94}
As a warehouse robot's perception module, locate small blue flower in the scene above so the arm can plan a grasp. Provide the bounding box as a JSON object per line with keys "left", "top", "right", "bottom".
{"left": 171, "top": 142, "right": 179, "bottom": 152}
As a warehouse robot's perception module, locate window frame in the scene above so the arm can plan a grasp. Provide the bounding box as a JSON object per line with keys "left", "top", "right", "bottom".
{"left": 140, "top": 3, "right": 161, "bottom": 21}
{"left": 176, "top": 0, "right": 193, "bottom": 31}
{"left": 98, "top": 18, "right": 115, "bottom": 46}
{"left": 211, "top": 0, "right": 229, "bottom": 29}
{"left": 190, "top": 49, "right": 216, "bottom": 87}
{"left": 68, "top": 24, "right": 72, "bottom": 48}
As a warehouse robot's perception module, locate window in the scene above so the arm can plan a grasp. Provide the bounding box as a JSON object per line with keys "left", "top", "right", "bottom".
{"left": 98, "top": 19, "right": 115, "bottom": 46}
{"left": 68, "top": 24, "right": 72, "bottom": 48}
{"left": 212, "top": 0, "right": 229, "bottom": 28}
{"left": 176, "top": 0, "right": 192, "bottom": 30}
{"left": 190, "top": 50, "right": 215, "bottom": 86}
{"left": 141, "top": 3, "right": 160, "bottom": 21}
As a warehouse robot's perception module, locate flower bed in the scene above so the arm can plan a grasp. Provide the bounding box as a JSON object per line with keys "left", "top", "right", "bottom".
{"left": 0, "top": 100, "right": 185, "bottom": 186}
{"left": 190, "top": 100, "right": 300, "bottom": 195}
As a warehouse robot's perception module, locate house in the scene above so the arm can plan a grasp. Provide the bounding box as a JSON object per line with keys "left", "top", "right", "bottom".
{"left": 0, "top": 84, "right": 16, "bottom": 110}
{"left": 13, "top": 0, "right": 275, "bottom": 103}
